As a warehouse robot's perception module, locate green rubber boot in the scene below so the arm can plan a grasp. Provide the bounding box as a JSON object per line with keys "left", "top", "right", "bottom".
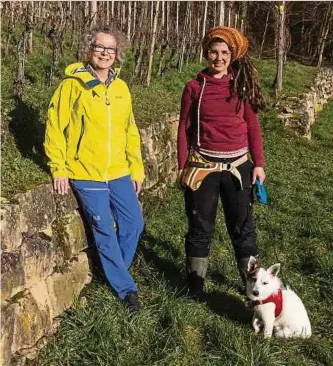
{"left": 237, "top": 257, "right": 251, "bottom": 286}
{"left": 186, "top": 256, "right": 208, "bottom": 299}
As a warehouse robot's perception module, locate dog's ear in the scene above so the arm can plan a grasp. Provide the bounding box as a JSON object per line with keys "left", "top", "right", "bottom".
{"left": 267, "top": 263, "right": 281, "bottom": 277}
{"left": 247, "top": 256, "right": 258, "bottom": 273}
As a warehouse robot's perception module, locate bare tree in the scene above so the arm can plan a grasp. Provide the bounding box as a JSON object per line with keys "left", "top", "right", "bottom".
{"left": 177, "top": 1, "right": 191, "bottom": 72}
{"left": 14, "top": 2, "right": 35, "bottom": 97}
{"left": 317, "top": 2, "right": 333, "bottom": 67}
{"left": 127, "top": 1, "right": 132, "bottom": 40}
{"left": 218, "top": 1, "right": 225, "bottom": 25}
{"left": 199, "top": 1, "right": 208, "bottom": 62}
{"left": 147, "top": 1, "right": 160, "bottom": 86}
{"left": 240, "top": 2, "right": 248, "bottom": 33}
{"left": 259, "top": 11, "right": 270, "bottom": 59}
{"left": 3, "top": 2, "right": 16, "bottom": 56}
{"left": 27, "top": 1, "right": 34, "bottom": 54}
{"left": 131, "top": 2, "right": 149, "bottom": 83}
{"left": 275, "top": 1, "right": 286, "bottom": 95}
{"left": 176, "top": 1, "right": 179, "bottom": 48}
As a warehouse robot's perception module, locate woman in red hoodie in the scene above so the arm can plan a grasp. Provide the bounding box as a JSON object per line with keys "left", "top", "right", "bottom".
{"left": 178, "top": 26, "right": 265, "bottom": 298}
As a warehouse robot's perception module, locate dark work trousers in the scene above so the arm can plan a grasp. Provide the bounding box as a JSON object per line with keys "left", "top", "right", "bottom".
{"left": 184, "top": 158, "right": 259, "bottom": 262}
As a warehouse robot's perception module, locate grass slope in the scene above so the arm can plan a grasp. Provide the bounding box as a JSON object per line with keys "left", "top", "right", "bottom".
{"left": 36, "top": 96, "right": 333, "bottom": 365}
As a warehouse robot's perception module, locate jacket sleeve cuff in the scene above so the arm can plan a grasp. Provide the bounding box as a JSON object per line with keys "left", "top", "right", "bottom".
{"left": 130, "top": 169, "right": 145, "bottom": 183}
{"left": 51, "top": 168, "right": 68, "bottom": 178}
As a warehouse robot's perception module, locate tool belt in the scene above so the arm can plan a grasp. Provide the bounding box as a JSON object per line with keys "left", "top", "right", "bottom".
{"left": 181, "top": 150, "right": 248, "bottom": 191}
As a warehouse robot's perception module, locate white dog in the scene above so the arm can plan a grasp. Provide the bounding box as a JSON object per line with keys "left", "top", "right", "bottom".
{"left": 245, "top": 256, "right": 311, "bottom": 339}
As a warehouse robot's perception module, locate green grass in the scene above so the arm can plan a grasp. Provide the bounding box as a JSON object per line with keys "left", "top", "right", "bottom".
{"left": 36, "top": 102, "right": 333, "bottom": 365}
{"left": 254, "top": 58, "right": 317, "bottom": 100}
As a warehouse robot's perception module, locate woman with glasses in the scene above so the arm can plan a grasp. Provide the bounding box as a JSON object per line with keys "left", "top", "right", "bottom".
{"left": 44, "top": 26, "right": 144, "bottom": 313}
{"left": 177, "top": 26, "right": 266, "bottom": 298}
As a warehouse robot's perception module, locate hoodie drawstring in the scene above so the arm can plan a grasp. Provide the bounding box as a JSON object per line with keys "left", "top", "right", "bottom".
{"left": 197, "top": 78, "right": 206, "bottom": 147}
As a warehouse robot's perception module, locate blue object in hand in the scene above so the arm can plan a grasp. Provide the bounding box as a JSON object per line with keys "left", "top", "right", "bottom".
{"left": 255, "top": 179, "right": 268, "bottom": 205}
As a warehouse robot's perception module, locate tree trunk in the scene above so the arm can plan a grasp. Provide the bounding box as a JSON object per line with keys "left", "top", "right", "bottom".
{"left": 122, "top": 3, "right": 126, "bottom": 31}
{"left": 127, "top": 1, "right": 132, "bottom": 40}
{"left": 132, "top": 1, "right": 137, "bottom": 40}
{"left": 4, "top": 2, "right": 15, "bottom": 56}
{"left": 240, "top": 2, "right": 247, "bottom": 33}
{"left": 176, "top": 1, "right": 179, "bottom": 49}
{"left": 131, "top": 2, "right": 148, "bottom": 83}
{"left": 199, "top": 1, "right": 208, "bottom": 62}
{"left": 275, "top": 1, "right": 286, "bottom": 95}
{"left": 166, "top": 1, "right": 169, "bottom": 43}
{"left": 147, "top": 0, "right": 160, "bottom": 86}
{"left": 185, "top": 2, "right": 193, "bottom": 64}
{"left": 300, "top": 3, "right": 305, "bottom": 54}
{"left": 106, "top": 0, "right": 110, "bottom": 24}
{"left": 161, "top": 0, "right": 165, "bottom": 28}
{"left": 228, "top": 3, "right": 231, "bottom": 27}
{"left": 27, "top": 2, "right": 34, "bottom": 55}
{"left": 259, "top": 11, "right": 270, "bottom": 59}
{"left": 84, "top": 1, "right": 89, "bottom": 19}
{"left": 317, "top": 3, "right": 333, "bottom": 67}
{"left": 47, "top": 31, "right": 60, "bottom": 87}
{"left": 150, "top": 0, "right": 154, "bottom": 28}
{"left": 177, "top": 1, "right": 191, "bottom": 72}
{"left": 218, "top": 1, "right": 224, "bottom": 25}
{"left": 213, "top": 1, "right": 217, "bottom": 27}
{"left": 14, "top": 30, "right": 29, "bottom": 98}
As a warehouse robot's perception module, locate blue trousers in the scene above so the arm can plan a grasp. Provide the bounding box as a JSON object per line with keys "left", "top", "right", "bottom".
{"left": 71, "top": 175, "right": 144, "bottom": 299}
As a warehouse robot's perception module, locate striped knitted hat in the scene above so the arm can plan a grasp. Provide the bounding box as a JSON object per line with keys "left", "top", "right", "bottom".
{"left": 202, "top": 26, "right": 248, "bottom": 61}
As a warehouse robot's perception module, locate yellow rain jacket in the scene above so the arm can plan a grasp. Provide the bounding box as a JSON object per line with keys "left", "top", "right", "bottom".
{"left": 44, "top": 62, "right": 145, "bottom": 182}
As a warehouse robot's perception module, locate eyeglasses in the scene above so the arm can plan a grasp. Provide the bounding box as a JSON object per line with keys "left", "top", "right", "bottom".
{"left": 91, "top": 44, "right": 117, "bottom": 55}
{"left": 208, "top": 49, "right": 231, "bottom": 58}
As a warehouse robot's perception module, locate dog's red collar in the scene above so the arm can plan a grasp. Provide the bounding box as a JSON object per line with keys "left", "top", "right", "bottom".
{"left": 251, "top": 288, "right": 283, "bottom": 318}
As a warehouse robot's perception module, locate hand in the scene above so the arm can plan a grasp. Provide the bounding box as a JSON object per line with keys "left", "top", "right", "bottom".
{"left": 133, "top": 181, "right": 142, "bottom": 195}
{"left": 252, "top": 167, "right": 266, "bottom": 185}
{"left": 53, "top": 177, "right": 69, "bottom": 195}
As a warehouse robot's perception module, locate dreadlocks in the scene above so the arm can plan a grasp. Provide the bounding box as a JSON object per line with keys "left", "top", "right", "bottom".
{"left": 231, "top": 55, "right": 265, "bottom": 113}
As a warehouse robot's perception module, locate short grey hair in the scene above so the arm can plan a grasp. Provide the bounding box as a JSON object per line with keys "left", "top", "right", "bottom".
{"left": 83, "top": 26, "right": 129, "bottom": 63}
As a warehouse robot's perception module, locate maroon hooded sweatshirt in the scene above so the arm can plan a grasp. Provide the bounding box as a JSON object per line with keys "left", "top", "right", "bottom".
{"left": 177, "top": 69, "right": 264, "bottom": 169}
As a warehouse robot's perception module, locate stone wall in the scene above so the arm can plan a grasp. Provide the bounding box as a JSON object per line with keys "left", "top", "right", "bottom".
{"left": 0, "top": 113, "right": 179, "bottom": 366}
{"left": 277, "top": 68, "right": 333, "bottom": 138}
{"left": 141, "top": 112, "right": 178, "bottom": 194}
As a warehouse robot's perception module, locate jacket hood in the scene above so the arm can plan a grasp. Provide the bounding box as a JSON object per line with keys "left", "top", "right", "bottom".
{"left": 64, "top": 62, "right": 120, "bottom": 88}
{"left": 197, "top": 68, "right": 232, "bottom": 86}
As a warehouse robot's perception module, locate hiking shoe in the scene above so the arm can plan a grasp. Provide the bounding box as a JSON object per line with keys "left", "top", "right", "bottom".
{"left": 123, "top": 291, "right": 140, "bottom": 314}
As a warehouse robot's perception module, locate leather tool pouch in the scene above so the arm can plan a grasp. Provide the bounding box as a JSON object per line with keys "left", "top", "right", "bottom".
{"left": 181, "top": 150, "right": 220, "bottom": 191}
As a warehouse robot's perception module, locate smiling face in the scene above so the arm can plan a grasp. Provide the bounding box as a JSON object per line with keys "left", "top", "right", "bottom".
{"left": 207, "top": 41, "right": 231, "bottom": 78}
{"left": 89, "top": 32, "right": 117, "bottom": 71}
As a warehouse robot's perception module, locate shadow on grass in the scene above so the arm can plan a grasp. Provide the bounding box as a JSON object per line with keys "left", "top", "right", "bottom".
{"left": 139, "top": 231, "right": 251, "bottom": 325}
{"left": 139, "top": 231, "right": 187, "bottom": 292}
{"left": 210, "top": 269, "right": 245, "bottom": 295}
{"left": 9, "top": 96, "right": 48, "bottom": 172}
{"left": 203, "top": 290, "right": 252, "bottom": 325}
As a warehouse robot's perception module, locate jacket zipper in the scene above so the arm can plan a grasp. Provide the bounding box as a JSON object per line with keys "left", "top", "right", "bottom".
{"left": 75, "top": 115, "right": 85, "bottom": 160}
{"left": 105, "top": 91, "right": 111, "bottom": 181}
